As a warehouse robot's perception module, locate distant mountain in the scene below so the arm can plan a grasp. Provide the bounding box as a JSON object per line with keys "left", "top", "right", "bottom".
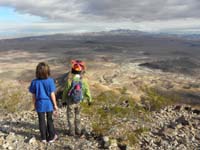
{"left": 177, "top": 34, "right": 200, "bottom": 40}
{"left": 1, "top": 29, "right": 200, "bottom": 41}
{"left": 106, "top": 29, "right": 148, "bottom": 35}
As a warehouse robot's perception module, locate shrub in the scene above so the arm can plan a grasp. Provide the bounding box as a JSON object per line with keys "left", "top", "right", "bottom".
{"left": 128, "top": 127, "right": 149, "bottom": 146}
{"left": 141, "top": 87, "right": 174, "bottom": 111}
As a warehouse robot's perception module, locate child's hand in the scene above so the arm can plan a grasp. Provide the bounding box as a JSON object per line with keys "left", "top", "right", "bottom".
{"left": 33, "top": 103, "right": 36, "bottom": 111}
{"left": 88, "top": 102, "right": 92, "bottom": 106}
{"left": 53, "top": 109, "right": 58, "bottom": 117}
{"left": 53, "top": 105, "right": 58, "bottom": 117}
{"left": 54, "top": 105, "right": 58, "bottom": 111}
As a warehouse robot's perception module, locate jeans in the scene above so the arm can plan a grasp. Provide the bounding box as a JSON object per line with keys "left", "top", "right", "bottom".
{"left": 37, "top": 112, "right": 55, "bottom": 141}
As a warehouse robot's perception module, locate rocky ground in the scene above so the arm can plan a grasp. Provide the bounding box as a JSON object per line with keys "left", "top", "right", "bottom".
{"left": 0, "top": 108, "right": 100, "bottom": 150}
{"left": 0, "top": 104, "right": 200, "bottom": 150}
{"left": 140, "top": 105, "right": 200, "bottom": 150}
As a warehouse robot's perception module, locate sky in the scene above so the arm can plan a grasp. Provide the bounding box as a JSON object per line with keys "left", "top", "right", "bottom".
{"left": 1, "top": 0, "right": 200, "bottom": 38}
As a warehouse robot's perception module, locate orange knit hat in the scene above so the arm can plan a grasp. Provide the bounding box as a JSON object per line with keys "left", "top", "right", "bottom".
{"left": 71, "top": 60, "right": 85, "bottom": 74}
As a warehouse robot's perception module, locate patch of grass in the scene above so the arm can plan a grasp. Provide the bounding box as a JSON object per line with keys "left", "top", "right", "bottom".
{"left": 126, "top": 133, "right": 137, "bottom": 146}
{"left": 92, "top": 118, "right": 115, "bottom": 136}
{"left": 134, "top": 127, "right": 149, "bottom": 135}
{"left": 90, "top": 106, "right": 117, "bottom": 135}
{"left": 141, "top": 86, "right": 174, "bottom": 111}
{"left": 96, "top": 90, "right": 119, "bottom": 104}
{"left": 119, "top": 87, "right": 128, "bottom": 95}
{"left": 81, "top": 102, "right": 94, "bottom": 114}
{"left": 122, "top": 127, "right": 149, "bottom": 146}
{"left": 0, "top": 80, "right": 32, "bottom": 112}
{"left": 1, "top": 90, "right": 26, "bottom": 112}
{"left": 110, "top": 106, "right": 129, "bottom": 117}
{"left": 82, "top": 89, "right": 150, "bottom": 144}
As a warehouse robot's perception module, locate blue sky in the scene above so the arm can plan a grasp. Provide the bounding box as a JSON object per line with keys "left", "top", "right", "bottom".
{"left": 0, "top": 6, "right": 44, "bottom": 38}
{"left": 1, "top": 0, "right": 200, "bottom": 38}
{"left": 0, "top": 6, "right": 41, "bottom": 23}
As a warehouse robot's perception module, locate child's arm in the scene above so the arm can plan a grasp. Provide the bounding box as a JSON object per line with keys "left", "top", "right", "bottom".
{"left": 51, "top": 92, "right": 58, "bottom": 111}
{"left": 83, "top": 80, "right": 92, "bottom": 104}
{"left": 32, "top": 94, "right": 36, "bottom": 110}
{"left": 62, "top": 80, "right": 71, "bottom": 103}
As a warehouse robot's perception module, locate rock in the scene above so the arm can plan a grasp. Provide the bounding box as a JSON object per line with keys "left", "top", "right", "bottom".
{"left": 177, "top": 144, "right": 187, "bottom": 150}
{"left": 1, "top": 103, "right": 200, "bottom": 150}
{"left": 175, "top": 116, "right": 189, "bottom": 126}
{"left": 166, "top": 128, "right": 177, "bottom": 137}
{"left": 168, "top": 121, "right": 177, "bottom": 129}
{"left": 109, "top": 139, "right": 119, "bottom": 150}
{"left": 0, "top": 136, "right": 4, "bottom": 146}
{"left": 140, "top": 95, "right": 151, "bottom": 111}
{"left": 183, "top": 106, "right": 192, "bottom": 111}
{"left": 8, "top": 146, "right": 14, "bottom": 150}
{"left": 174, "top": 105, "right": 182, "bottom": 111}
{"left": 176, "top": 124, "right": 183, "bottom": 129}
{"left": 195, "top": 134, "right": 200, "bottom": 140}
{"left": 3, "top": 142, "right": 9, "bottom": 149}
{"left": 102, "top": 136, "right": 110, "bottom": 148}
{"left": 122, "top": 118, "right": 128, "bottom": 122}
{"left": 192, "top": 109, "right": 200, "bottom": 114}
{"left": 1, "top": 125, "right": 10, "bottom": 133}
{"left": 6, "top": 132, "right": 16, "bottom": 143}
{"left": 28, "top": 136, "right": 37, "bottom": 145}
{"left": 64, "top": 145, "right": 74, "bottom": 150}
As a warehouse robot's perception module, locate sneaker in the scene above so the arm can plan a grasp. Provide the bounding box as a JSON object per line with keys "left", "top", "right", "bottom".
{"left": 75, "top": 130, "right": 81, "bottom": 136}
{"left": 48, "top": 134, "right": 58, "bottom": 143}
{"left": 41, "top": 140, "right": 47, "bottom": 143}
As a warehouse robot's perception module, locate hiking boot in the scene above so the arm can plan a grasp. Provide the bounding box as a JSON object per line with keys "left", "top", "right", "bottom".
{"left": 48, "top": 134, "right": 58, "bottom": 143}
{"left": 68, "top": 132, "right": 76, "bottom": 136}
{"left": 41, "top": 140, "right": 47, "bottom": 143}
{"left": 66, "top": 129, "right": 75, "bottom": 136}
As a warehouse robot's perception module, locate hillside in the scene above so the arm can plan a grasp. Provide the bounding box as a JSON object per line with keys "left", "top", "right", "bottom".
{"left": 0, "top": 31, "right": 200, "bottom": 149}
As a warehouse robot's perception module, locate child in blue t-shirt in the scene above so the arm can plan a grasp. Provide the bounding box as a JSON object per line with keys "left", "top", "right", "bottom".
{"left": 29, "top": 62, "right": 58, "bottom": 143}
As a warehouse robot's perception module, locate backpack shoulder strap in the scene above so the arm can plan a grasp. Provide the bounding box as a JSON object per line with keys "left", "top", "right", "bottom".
{"left": 68, "top": 80, "right": 77, "bottom": 96}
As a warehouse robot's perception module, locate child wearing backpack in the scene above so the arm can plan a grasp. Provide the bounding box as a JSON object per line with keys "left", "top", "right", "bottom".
{"left": 29, "top": 62, "right": 58, "bottom": 143}
{"left": 62, "top": 60, "right": 92, "bottom": 136}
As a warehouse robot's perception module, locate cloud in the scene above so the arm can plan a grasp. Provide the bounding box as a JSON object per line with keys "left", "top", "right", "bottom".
{"left": 0, "top": 0, "right": 83, "bottom": 22}
{"left": 1, "top": 0, "right": 200, "bottom": 22}
{"left": 82, "top": 0, "right": 200, "bottom": 22}
{"left": 1, "top": 0, "right": 200, "bottom": 36}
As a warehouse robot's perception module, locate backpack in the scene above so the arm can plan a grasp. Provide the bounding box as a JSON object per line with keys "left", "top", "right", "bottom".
{"left": 68, "top": 79, "right": 83, "bottom": 103}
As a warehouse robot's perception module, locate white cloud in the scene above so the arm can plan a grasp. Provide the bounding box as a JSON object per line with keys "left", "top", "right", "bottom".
{"left": 0, "top": 0, "right": 84, "bottom": 21}
{"left": 1, "top": 0, "right": 200, "bottom": 22}
{"left": 1, "top": 0, "right": 200, "bottom": 36}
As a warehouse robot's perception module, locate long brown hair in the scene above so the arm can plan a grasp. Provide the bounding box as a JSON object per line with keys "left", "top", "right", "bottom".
{"left": 36, "top": 62, "right": 50, "bottom": 79}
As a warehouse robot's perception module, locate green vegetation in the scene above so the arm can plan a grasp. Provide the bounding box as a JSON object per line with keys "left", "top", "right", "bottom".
{"left": 141, "top": 86, "right": 175, "bottom": 111}
{"left": 82, "top": 86, "right": 176, "bottom": 146}
{"left": 119, "top": 86, "right": 128, "bottom": 94}
{"left": 81, "top": 88, "right": 150, "bottom": 146}
{"left": 0, "top": 80, "right": 32, "bottom": 112}
{"left": 125, "top": 127, "right": 149, "bottom": 146}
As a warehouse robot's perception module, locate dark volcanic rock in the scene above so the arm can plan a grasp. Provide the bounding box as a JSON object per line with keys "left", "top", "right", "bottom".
{"left": 139, "top": 57, "right": 200, "bottom": 75}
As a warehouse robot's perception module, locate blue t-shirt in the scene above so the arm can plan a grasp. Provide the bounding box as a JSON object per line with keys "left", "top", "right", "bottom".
{"left": 29, "top": 77, "right": 56, "bottom": 112}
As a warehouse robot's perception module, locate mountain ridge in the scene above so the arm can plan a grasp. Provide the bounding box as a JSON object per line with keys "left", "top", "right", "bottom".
{"left": 1, "top": 29, "right": 200, "bottom": 41}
